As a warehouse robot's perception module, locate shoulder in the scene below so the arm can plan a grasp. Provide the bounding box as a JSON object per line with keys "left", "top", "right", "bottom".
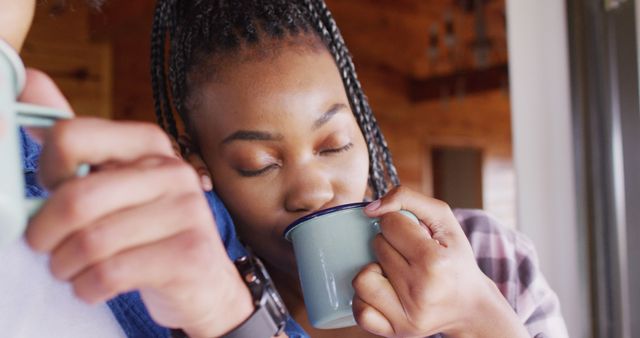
{"left": 454, "top": 209, "right": 568, "bottom": 337}
{"left": 453, "top": 209, "right": 539, "bottom": 301}
{"left": 204, "top": 191, "right": 247, "bottom": 260}
{"left": 454, "top": 209, "right": 538, "bottom": 261}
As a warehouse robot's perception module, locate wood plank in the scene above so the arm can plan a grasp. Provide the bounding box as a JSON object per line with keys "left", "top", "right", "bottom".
{"left": 89, "top": 0, "right": 155, "bottom": 40}
{"left": 408, "top": 63, "right": 508, "bottom": 102}
{"left": 326, "top": 0, "right": 507, "bottom": 78}
{"left": 23, "top": 1, "right": 112, "bottom": 119}
{"left": 21, "top": 40, "right": 112, "bottom": 118}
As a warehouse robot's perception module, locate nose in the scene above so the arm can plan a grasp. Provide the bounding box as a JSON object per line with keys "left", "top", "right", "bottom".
{"left": 284, "top": 165, "right": 334, "bottom": 214}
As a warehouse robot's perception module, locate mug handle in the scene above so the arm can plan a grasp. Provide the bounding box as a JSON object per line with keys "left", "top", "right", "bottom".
{"left": 372, "top": 210, "right": 420, "bottom": 232}
{"left": 17, "top": 103, "right": 90, "bottom": 218}
{"left": 15, "top": 102, "right": 72, "bottom": 127}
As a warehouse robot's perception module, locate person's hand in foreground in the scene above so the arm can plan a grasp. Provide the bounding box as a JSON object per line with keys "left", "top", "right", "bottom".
{"left": 22, "top": 69, "right": 255, "bottom": 338}
{"left": 353, "top": 186, "right": 530, "bottom": 338}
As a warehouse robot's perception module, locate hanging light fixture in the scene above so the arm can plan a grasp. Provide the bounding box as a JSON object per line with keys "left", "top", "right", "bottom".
{"left": 471, "top": 0, "right": 492, "bottom": 69}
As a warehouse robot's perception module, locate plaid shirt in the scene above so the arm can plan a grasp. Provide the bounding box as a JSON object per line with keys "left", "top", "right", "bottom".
{"left": 426, "top": 209, "right": 568, "bottom": 338}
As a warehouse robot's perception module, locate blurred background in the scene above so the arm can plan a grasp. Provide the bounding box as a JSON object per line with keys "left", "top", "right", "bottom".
{"left": 23, "top": 0, "right": 640, "bottom": 337}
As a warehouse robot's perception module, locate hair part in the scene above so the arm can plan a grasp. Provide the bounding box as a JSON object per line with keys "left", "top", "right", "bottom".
{"left": 150, "top": 0, "right": 399, "bottom": 198}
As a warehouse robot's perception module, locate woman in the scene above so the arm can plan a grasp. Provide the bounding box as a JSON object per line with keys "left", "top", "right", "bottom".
{"left": 150, "top": 1, "right": 568, "bottom": 337}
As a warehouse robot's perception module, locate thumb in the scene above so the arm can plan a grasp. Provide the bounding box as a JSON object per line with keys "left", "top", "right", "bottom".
{"left": 19, "top": 68, "right": 74, "bottom": 143}
{"left": 365, "top": 186, "right": 463, "bottom": 247}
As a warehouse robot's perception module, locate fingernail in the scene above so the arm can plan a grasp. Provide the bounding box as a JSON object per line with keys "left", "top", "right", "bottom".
{"left": 201, "top": 175, "right": 213, "bottom": 191}
{"left": 365, "top": 199, "right": 381, "bottom": 211}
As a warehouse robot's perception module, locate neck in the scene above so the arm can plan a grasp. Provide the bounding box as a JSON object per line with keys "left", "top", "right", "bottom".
{"left": 266, "top": 262, "right": 305, "bottom": 313}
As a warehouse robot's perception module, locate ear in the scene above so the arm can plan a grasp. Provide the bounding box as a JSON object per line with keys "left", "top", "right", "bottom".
{"left": 174, "top": 134, "right": 213, "bottom": 192}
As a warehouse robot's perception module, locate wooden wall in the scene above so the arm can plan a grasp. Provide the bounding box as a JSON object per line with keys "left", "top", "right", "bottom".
{"left": 22, "top": 0, "right": 112, "bottom": 119}
{"left": 90, "top": 0, "right": 156, "bottom": 122}
{"left": 353, "top": 59, "right": 515, "bottom": 226}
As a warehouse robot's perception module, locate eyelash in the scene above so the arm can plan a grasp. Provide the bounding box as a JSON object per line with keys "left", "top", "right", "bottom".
{"left": 238, "top": 164, "right": 280, "bottom": 177}
{"left": 237, "top": 143, "right": 354, "bottom": 177}
{"left": 319, "top": 142, "right": 354, "bottom": 155}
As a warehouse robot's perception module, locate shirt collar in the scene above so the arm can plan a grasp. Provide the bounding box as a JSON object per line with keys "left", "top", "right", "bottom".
{"left": 20, "top": 127, "right": 41, "bottom": 173}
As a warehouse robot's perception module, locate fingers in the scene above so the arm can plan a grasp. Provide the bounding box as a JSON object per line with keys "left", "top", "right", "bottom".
{"left": 373, "top": 233, "right": 409, "bottom": 272}
{"left": 21, "top": 68, "right": 74, "bottom": 143}
{"left": 352, "top": 296, "right": 395, "bottom": 337}
{"left": 69, "top": 228, "right": 216, "bottom": 305}
{"left": 372, "top": 232, "right": 443, "bottom": 323}
{"left": 38, "top": 118, "right": 174, "bottom": 189}
{"left": 48, "top": 191, "right": 210, "bottom": 281}
{"left": 26, "top": 155, "right": 199, "bottom": 252}
{"left": 352, "top": 263, "right": 407, "bottom": 334}
{"left": 20, "top": 68, "right": 74, "bottom": 112}
{"left": 372, "top": 233, "right": 424, "bottom": 313}
{"left": 377, "top": 212, "right": 442, "bottom": 265}
{"left": 365, "top": 186, "right": 462, "bottom": 247}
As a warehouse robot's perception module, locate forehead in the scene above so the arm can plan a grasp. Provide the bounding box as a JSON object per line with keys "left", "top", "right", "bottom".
{"left": 192, "top": 44, "right": 350, "bottom": 133}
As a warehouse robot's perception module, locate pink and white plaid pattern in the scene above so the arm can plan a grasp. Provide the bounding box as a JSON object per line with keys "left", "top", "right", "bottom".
{"left": 429, "top": 209, "right": 569, "bottom": 338}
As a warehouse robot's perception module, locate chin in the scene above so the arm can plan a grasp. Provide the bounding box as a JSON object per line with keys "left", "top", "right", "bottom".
{"left": 258, "top": 240, "right": 298, "bottom": 276}
{"left": 283, "top": 254, "right": 299, "bottom": 277}
{"left": 277, "top": 245, "right": 299, "bottom": 277}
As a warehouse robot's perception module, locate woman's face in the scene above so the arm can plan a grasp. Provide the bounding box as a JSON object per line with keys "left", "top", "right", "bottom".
{"left": 189, "top": 42, "right": 370, "bottom": 275}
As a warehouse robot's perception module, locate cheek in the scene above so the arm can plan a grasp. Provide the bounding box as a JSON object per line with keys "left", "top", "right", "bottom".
{"left": 210, "top": 168, "right": 289, "bottom": 248}
{"left": 211, "top": 174, "right": 296, "bottom": 272}
{"left": 212, "top": 175, "right": 278, "bottom": 233}
{"left": 336, "top": 143, "right": 371, "bottom": 200}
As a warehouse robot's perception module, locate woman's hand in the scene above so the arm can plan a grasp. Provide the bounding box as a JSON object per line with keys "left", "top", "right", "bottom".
{"left": 352, "top": 186, "right": 529, "bottom": 338}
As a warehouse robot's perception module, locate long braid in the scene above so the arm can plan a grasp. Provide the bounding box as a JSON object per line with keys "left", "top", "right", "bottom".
{"left": 324, "top": 1, "right": 400, "bottom": 191}
{"left": 150, "top": 0, "right": 400, "bottom": 195}
{"left": 305, "top": 0, "right": 399, "bottom": 197}
{"left": 151, "top": 0, "right": 180, "bottom": 142}
{"left": 168, "top": 10, "right": 189, "bottom": 128}
{"left": 150, "top": 0, "right": 169, "bottom": 133}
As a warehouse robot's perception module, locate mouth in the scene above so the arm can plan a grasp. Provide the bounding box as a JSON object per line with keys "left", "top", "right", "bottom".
{"left": 282, "top": 202, "right": 370, "bottom": 240}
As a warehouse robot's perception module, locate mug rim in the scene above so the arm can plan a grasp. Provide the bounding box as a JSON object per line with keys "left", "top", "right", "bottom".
{"left": 0, "top": 38, "right": 27, "bottom": 95}
{"left": 283, "top": 202, "right": 370, "bottom": 241}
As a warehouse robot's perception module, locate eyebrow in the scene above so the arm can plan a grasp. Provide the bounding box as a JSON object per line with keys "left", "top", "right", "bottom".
{"left": 221, "top": 103, "right": 348, "bottom": 146}
{"left": 222, "top": 130, "right": 283, "bottom": 145}
{"left": 312, "top": 103, "right": 348, "bottom": 130}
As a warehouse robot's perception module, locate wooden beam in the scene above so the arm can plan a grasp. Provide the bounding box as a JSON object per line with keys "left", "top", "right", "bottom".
{"left": 89, "top": 0, "right": 155, "bottom": 40}
{"left": 408, "top": 63, "right": 508, "bottom": 102}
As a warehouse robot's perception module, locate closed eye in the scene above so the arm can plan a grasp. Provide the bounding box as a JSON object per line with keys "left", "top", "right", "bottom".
{"left": 237, "top": 163, "right": 280, "bottom": 177}
{"left": 319, "top": 142, "right": 354, "bottom": 155}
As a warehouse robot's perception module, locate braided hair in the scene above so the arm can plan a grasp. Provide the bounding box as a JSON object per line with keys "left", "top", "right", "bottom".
{"left": 150, "top": 0, "right": 400, "bottom": 198}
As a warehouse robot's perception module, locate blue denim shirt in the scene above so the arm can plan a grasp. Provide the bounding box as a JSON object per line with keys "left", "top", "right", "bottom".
{"left": 20, "top": 128, "right": 307, "bottom": 338}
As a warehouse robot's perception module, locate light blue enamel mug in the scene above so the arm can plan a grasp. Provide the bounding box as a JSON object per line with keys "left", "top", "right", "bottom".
{"left": 0, "top": 39, "right": 86, "bottom": 249}
{"left": 284, "top": 202, "right": 418, "bottom": 329}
